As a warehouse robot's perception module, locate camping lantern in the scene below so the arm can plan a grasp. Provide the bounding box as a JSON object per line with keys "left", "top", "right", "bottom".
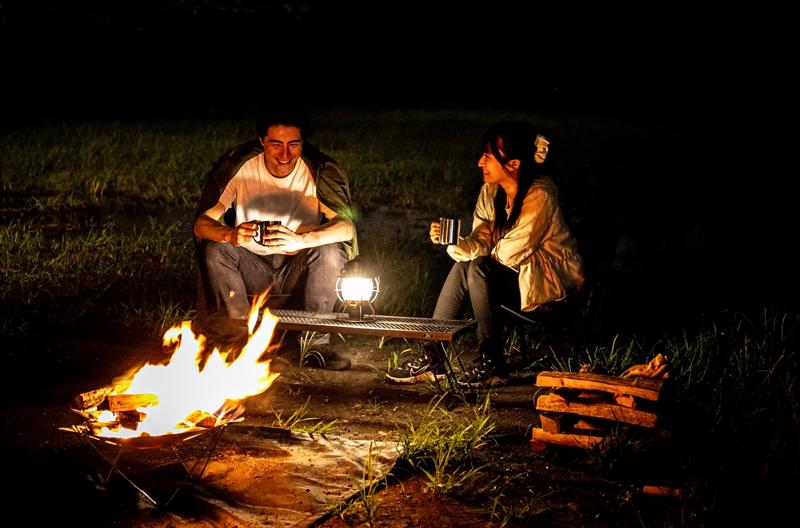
{"left": 335, "top": 258, "right": 379, "bottom": 321}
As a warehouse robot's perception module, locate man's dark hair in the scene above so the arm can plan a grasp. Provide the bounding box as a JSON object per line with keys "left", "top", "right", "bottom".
{"left": 255, "top": 104, "right": 310, "bottom": 138}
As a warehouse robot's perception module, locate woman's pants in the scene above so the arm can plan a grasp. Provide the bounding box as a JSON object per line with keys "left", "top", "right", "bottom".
{"left": 432, "top": 256, "right": 519, "bottom": 362}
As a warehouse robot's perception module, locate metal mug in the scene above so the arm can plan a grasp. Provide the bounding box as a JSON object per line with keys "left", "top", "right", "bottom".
{"left": 438, "top": 217, "right": 461, "bottom": 245}
{"left": 254, "top": 220, "right": 281, "bottom": 246}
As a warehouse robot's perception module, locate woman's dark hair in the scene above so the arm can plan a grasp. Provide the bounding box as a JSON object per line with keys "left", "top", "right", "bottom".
{"left": 255, "top": 104, "right": 310, "bottom": 138}
{"left": 482, "top": 121, "right": 541, "bottom": 239}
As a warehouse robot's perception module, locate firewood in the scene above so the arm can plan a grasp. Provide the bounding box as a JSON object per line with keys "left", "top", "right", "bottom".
{"left": 576, "top": 390, "right": 607, "bottom": 402}
{"left": 536, "top": 393, "right": 658, "bottom": 428}
{"left": 107, "top": 393, "right": 159, "bottom": 412}
{"left": 117, "top": 410, "right": 145, "bottom": 430}
{"left": 621, "top": 354, "right": 669, "bottom": 379}
{"left": 71, "top": 387, "right": 114, "bottom": 410}
{"left": 614, "top": 393, "right": 637, "bottom": 408}
{"left": 71, "top": 381, "right": 132, "bottom": 410}
{"left": 536, "top": 371, "right": 662, "bottom": 401}
{"left": 546, "top": 391, "right": 569, "bottom": 404}
{"left": 89, "top": 420, "right": 120, "bottom": 435}
{"left": 183, "top": 410, "right": 218, "bottom": 428}
{"left": 642, "top": 485, "right": 681, "bottom": 497}
{"left": 539, "top": 413, "right": 562, "bottom": 433}
{"left": 531, "top": 427, "right": 604, "bottom": 448}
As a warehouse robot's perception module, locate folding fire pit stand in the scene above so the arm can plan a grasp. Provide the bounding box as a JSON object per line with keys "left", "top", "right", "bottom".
{"left": 82, "top": 424, "right": 229, "bottom": 508}
{"left": 272, "top": 309, "right": 475, "bottom": 395}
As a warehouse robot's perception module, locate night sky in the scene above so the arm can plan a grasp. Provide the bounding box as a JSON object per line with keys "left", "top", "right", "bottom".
{"left": 2, "top": 2, "right": 793, "bottom": 307}
{"left": 2, "top": 2, "right": 721, "bottom": 119}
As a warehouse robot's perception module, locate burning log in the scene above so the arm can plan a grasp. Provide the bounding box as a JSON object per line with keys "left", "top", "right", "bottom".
{"left": 67, "top": 293, "right": 279, "bottom": 443}
{"left": 107, "top": 394, "right": 159, "bottom": 412}
{"left": 182, "top": 410, "right": 218, "bottom": 429}
{"left": 71, "top": 387, "right": 113, "bottom": 410}
{"left": 71, "top": 382, "right": 130, "bottom": 411}
{"left": 117, "top": 410, "right": 147, "bottom": 431}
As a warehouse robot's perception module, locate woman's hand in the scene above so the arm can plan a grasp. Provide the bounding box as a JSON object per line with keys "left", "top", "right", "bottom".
{"left": 429, "top": 220, "right": 441, "bottom": 244}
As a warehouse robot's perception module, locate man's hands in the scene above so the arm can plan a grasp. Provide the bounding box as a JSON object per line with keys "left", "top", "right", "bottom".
{"left": 254, "top": 223, "right": 306, "bottom": 253}
{"left": 227, "top": 221, "right": 305, "bottom": 253}
{"left": 229, "top": 221, "right": 259, "bottom": 246}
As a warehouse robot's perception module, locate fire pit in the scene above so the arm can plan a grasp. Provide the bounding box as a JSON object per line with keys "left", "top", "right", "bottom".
{"left": 62, "top": 292, "right": 280, "bottom": 506}
{"left": 65, "top": 405, "right": 239, "bottom": 506}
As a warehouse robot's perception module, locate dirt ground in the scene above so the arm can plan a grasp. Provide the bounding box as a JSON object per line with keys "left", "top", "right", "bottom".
{"left": 2, "top": 321, "right": 684, "bottom": 527}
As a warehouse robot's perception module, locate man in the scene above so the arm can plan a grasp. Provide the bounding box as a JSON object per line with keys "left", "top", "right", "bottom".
{"left": 194, "top": 104, "right": 355, "bottom": 370}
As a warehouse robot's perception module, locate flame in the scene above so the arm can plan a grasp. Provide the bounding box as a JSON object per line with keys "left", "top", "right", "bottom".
{"left": 97, "top": 292, "right": 278, "bottom": 438}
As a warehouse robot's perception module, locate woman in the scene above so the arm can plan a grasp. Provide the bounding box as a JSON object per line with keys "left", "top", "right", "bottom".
{"left": 387, "top": 122, "right": 584, "bottom": 386}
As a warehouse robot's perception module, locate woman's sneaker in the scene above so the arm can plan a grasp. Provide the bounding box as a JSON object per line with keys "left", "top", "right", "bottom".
{"left": 385, "top": 348, "right": 446, "bottom": 384}
{"left": 458, "top": 357, "right": 508, "bottom": 388}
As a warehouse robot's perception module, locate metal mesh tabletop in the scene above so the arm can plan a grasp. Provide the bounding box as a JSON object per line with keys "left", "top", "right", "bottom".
{"left": 271, "top": 309, "right": 475, "bottom": 342}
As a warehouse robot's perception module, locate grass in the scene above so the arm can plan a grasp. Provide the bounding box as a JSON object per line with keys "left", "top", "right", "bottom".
{"left": 397, "top": 394, "right": 495, "bottom": 485}
{"left": 1, "top": 119, "right": 251, "bottom": 207}
{"left": 270, "top": 396, "right": 338, "bottom": 435}
{"left": 0, "top": 217, "right": 194, "bottom": 337}
{"left": 333, "top": 441, "right": 386, "bottom": 527}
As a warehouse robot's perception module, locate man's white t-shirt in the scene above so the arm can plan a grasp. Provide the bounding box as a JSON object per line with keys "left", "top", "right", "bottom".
{"left": 218, "top": 153, "right": 321, "bottom": 255}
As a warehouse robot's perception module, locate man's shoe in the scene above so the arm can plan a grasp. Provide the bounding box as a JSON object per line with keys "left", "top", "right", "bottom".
{"left": 458, "top": 357, "right": 508, "bottom": 388}
{"left": 385, "top": 348, "right": 446, "bottom": 384}
{"left": 304, "top": 345, "right": 351, "bottom": 371}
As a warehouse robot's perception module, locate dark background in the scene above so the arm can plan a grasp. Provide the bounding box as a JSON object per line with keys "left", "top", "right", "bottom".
{"left": 2, "top": 1, "right": 794, "bottom": 312}
{"left": 2, "top": 1, "right": 724, "bottom": 119}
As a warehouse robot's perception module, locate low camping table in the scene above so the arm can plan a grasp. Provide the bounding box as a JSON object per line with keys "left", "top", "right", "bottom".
{"left": 271, "top": 309, "right": 475, "bottom": 391}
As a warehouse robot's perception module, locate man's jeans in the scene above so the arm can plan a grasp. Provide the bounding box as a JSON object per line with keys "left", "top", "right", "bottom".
{"left": 432, "top": 256, "right": 519, "bottom": 360}
{"left": 196, "top": 240, "right": 347, "bottom": 342}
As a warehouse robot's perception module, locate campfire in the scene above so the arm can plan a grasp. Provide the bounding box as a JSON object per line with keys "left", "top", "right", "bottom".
{"left": 68, "top": 292, "right": 279, "bottom": 446}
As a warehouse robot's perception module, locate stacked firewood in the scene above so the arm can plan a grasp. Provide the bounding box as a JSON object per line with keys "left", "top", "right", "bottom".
{"left": 532, "top": 355, "right": 669, "bottom": 449}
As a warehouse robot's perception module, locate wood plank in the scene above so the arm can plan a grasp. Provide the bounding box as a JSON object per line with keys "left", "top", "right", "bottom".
{"left": 116, "top": 410, "right": 146, "bottom": 430}
{"left": 539, "top": 413, "right": 562, "bottom": 433}
{"left": 536, "top": 393, "right": 658, "bottom": 428}
{"left": 71, "top": 382, "right": 129, "bottom": 410}
{"left": 183, "top": 410, "right": 218, "bottom": 428}
{"left": 71, "top": 387, "right": 114, "bottom": 410}
{"left": 614, "top": 393, "right": 637, "bottom": 408}
{"left": 107, "top": 393, "right": 159, "bottom": 412}
{"left": 531, "top": 428, "right": 604, "bottom": 448}
{"left": 536, "top": 371, "right": 663, "bottom": 401}
{"left": 642, "top": 485, "right": 682, "bottom": 497}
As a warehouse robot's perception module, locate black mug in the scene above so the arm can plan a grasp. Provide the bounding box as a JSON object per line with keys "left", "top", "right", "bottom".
{"left": 253, "top": 220, "right": 281, "bottom": 246}
{"left": 438, "top": 217, "right": 461, "bottom": 245}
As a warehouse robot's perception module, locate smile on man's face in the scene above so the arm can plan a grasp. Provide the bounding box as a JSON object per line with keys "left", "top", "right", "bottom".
{"left": 263, "top": 125, "right": 303, "bottom": 177}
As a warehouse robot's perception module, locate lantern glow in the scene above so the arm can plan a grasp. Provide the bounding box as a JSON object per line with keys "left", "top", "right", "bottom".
{"left": 335, "top": 258, "right": 379, "bottom": 321}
